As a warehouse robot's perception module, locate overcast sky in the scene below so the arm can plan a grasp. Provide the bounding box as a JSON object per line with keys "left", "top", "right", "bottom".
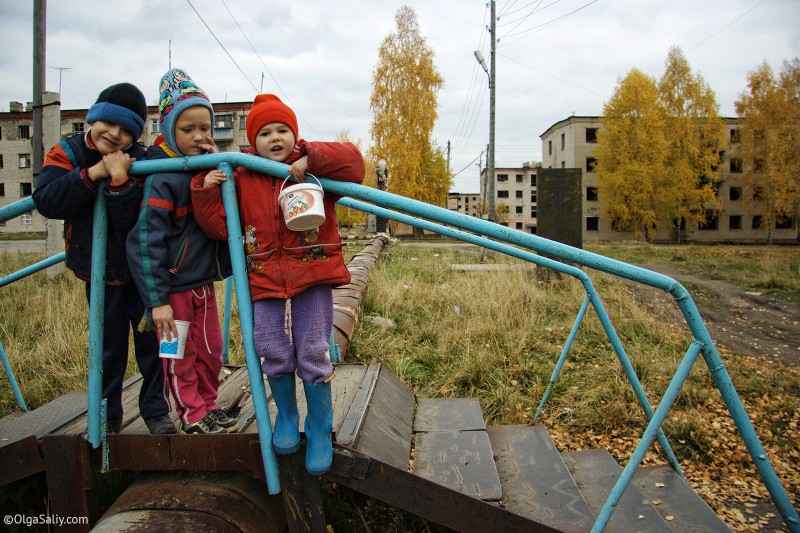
{"left": 1, "top": 0, "right": 798, "bottom": 192}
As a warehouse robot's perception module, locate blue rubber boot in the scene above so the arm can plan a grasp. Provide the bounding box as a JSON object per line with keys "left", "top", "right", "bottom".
{"left": 303, "top": 381, "right": 333, "bottom": 476}
{"left": 266, "top": 374, "right": 300, "bottom": 454}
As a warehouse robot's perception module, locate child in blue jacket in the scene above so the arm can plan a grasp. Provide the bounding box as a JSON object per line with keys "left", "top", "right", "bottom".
{"left": 126, "top": 68, "right": 236, "bottom": 435}
{"left": 33, "top": 83, "right": 175, "bottom": 434}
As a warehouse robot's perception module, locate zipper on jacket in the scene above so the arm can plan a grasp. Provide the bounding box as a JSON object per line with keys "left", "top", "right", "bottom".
{"left": 170, "top": 234, "right": 190, "bottom": 273}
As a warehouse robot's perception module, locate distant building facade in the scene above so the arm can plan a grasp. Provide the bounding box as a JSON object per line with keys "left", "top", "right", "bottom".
{"left": 0, "top": 95, "right": 252, "bottom": 235}
{"left": 539, "top": 115, "right": 799, "bottom": 243}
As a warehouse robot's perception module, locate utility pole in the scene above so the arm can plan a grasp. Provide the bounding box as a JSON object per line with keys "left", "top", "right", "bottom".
{"left": 33, "top": 0, "right": 46, "bottom": 187}
{"left": 474, "top": 0, "right": 496, "bottom": 222}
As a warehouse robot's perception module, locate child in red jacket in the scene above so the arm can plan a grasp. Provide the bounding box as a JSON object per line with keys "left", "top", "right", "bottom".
{"left": 192, "top": 94, "right": 365, "bottom": 474}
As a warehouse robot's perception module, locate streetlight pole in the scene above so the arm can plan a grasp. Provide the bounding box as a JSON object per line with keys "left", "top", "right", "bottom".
{"left": 474, "top": 0, "right": 496, "bottom": 223}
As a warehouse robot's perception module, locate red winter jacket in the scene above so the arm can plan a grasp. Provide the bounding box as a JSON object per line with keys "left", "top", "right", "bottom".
{"left": 191, "top": 140, "right": 365, "bottom": 301}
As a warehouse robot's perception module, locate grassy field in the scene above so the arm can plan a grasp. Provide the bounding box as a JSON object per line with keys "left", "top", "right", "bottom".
{"left": 0, "top": 242, "right": 797, "bottom": 531}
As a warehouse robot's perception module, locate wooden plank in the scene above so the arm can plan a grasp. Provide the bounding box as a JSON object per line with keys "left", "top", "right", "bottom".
{"left": 632, "top": 464, "right": 731, "bottom": 532}
{"left": 336, "top": 363, "right": 380, "bottom": 446}
{"left": 329, "top": 364, "right": 369, "bottom": 437}
{"left": 487, "top": 425, "right": 594, "bottom": 533}
{"left": 352, "top": 366, "right": 414, "bottom": 470}
{"left": 561, "top": 449, "right": 672, "bottom": 532}
{"left": 106, "top": 434, "right": 260, "bottom": 472}
{"left": 414, "top": 429, "right": 502, "bottom": 501}
{"left": 56, "top": 374, "right": 144, "bottom": 435}
{"left": 0, "top": 435, "right": 44, "bottom": 486}
{"left": 414, "top": 398, "right": 485, "bottom": 432}
{"left": 41, "top": 434, "right": 98, "bottom": 531}
{"left": 1, "top": 391, "right": 87, "bottom": 444}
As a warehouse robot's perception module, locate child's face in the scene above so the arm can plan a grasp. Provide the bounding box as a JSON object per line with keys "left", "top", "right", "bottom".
{"left": 254, "top": 122, "right": 296, "bottom": 162}
{"left": 174, "top": 106, "right": 213, "bottom": 155}
{"left": 89, "top": 121, "right": 135, "bottom": 155}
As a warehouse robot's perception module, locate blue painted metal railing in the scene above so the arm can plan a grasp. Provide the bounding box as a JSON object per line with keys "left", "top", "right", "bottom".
{"left": 0, "top": 150, "right": 797, "bottom": 530}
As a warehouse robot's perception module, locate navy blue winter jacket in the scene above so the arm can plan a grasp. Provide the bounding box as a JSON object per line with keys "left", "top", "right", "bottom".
{"left": 125, "top": 142, "right": 232, "bottom": 309}
{"left": 32, "top": 133, "right": 144, "bottom": 284}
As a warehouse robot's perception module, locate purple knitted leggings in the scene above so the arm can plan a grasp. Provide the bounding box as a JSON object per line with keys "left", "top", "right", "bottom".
{"left": 253, "top": 284, "right": 334, "bottom": 384}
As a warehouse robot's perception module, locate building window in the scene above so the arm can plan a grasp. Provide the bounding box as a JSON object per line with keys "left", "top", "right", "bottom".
{"left": 497, "top": 190, "right": 509, "bottom": 198}
{"left": 239, "top": 114, "right": 247, "bottom": 129}
{"left": 530, "top": 193, "right": 537, "bottom": 203}
{"left": 515, "top": 222, "right": 523, "bottom": 229}
{"left": 585, "top": 128, "right": 598, "bottom": 143}
{"left": 776, "top": 214, "right": 794, "bottom": 230}
{"left": 729, "top": 187, "right": 742, "bottom": 201}
{"left": 150, "top": 118, "right": 160, "bottom": 133}
{"left": 754, "top": 159, "right": 765, "bottom": 172}
{"left": 19, "top": 182, "right": 32, "bottom": 197}
{"left": 560, "top": 133, "right": 565, "bottom": 150}
{"left": 515, "top": 206, "right": 523, "bottom": 214}
{"left": 729, "top": 158, "right": 743, "bottom": 173}
{"left": 752, "top": 215, "right": 764, "bottom": 229}
{"left": 729, "top": 215, "right": 742, "bottom": 230}
{"left": 0, "top": 154, "right": 3, "bottom": 169}
{"left": 530, "top": 208, "right": 537, "bottom": 217}
{"left": 0, "top": 183, "right": 5, "bottom": 197}
{"left": 0, "top": 126, "right": 3, "bottom": 139}
{"left": 72, "top": 122, "right": 85, "bottom": 134}
{"left": 753, "top": 186, "right": 764, "bottom": 201}
{"left": 548, "top": 140, "right": 552, "bottom": 155}
{"left": 586, "top": 217, "right": 599, "bottom": 231}
{"left": 497, "top": 174, "right": 508, "bottom": 182}
{"left": 586, "top": 186, "right": 598, "bottom": 201}
{"left": 18, "top": 125, "right": 30, "bottom": 139}
{"left": 531, "top": 175, "right": 537, "bottom": 186}
{"left": 561, "top": 161, "right": 565, "bottom": 168}
{"left": 698, "top": 211, "right": 719, "bottom": 231}
{"left": 18, "top": 154, "right": 31, "bottom": 169}
{"left": 20, "top": 213, "right": 33, "bottom": 226}
{"left": 516, "top": 174, "right": 524, "bottom": 183}
{"left": 730, "top": 129, "right": 740, "bottom": 143}
{"left": 215, "top": 114, "right": 233, "bottom": 129}
{"left": 586, "top": 157, "right": 596, "bottom": 173}
{"left": 515, "top": 190, "right": 523, "bottom": 198}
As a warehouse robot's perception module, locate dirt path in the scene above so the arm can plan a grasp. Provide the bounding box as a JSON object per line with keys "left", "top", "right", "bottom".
{"left": 625, "top": 263, "right": 800, "bottom": 366}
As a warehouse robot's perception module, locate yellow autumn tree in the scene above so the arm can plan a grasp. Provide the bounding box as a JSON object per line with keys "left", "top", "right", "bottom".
{"left": 735, "top": 58, "right": 800, "bottom": 242}
{"left": 332, "top": 131, "right": 368, "bottom": 228}
{"left": 369, "top": 6, "right": 449, "bottom": 208}
{"left": 594, "top": 68, "right": 668, "bottom": 239}
{"left": 657, "top": 46, "right": 725, "bottom": 238}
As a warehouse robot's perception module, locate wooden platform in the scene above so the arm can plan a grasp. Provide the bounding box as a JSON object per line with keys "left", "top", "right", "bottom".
{"left": 0, "top": 362, "right": 731, "bottom": 532}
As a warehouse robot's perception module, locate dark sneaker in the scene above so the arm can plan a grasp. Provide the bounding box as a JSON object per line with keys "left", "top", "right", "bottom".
{"left": 180, "top": 415, "right": 225, "bottom": 435}
{"left": 107, "top": 418, "right": 123, "bottom": 434}
{"left": 145, "top": 415, "right": 178, "bottom": 435}
{"left": 206, "top": 408, "right": 239, "bottom": 433}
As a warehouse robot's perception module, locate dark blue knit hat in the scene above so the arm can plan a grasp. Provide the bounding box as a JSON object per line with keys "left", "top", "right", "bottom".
{"left": 158, "top": 68, "right": 214, "bottom": 155}
{"left": 86, "top": 83, "right": 147, "bottom": 140}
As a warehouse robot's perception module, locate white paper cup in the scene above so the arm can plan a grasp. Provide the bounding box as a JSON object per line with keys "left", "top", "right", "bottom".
{"left": 159, "top": 320, "right": 190, "bottom": 359}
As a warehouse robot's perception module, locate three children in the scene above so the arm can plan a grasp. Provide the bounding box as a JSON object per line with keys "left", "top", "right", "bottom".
{"left": 192, "top": 93, "right": 365, "bottom": 474}
{"left": 33, "top": 83, "right": 175, "bottom": 435}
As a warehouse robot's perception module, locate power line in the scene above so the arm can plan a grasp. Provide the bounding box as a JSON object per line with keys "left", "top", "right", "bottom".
{"left": 689, "top": 0, "right": 768, "bottom": 52}
{"left": 499, "top": 53, "right": 607, "bottom": 98}
{"left": 219, "top": 0, "right": 321, "bottom": 138}
{"left": 498, "top": 0, "right": 599, "bottom": 45}
{"left": 186, "top": 0, "right": 259, "bottom": 93}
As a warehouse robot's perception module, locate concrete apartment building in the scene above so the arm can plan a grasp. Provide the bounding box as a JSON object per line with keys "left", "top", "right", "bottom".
{"left": 450, "top": 163, "right": 539, "bottom": 234}
{"left": 0, "top": 94, "right": 252, "bottom": 236}
{"left": 539, "top": 115, "right": 799, "bottom": 243}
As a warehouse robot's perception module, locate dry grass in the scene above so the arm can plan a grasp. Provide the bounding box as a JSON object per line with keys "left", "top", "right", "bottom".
{"left": 348, "top": 242, "right": 799, "bottom": 532}
{"left": 0, "top": 243, "right": 797, "bottom": 531}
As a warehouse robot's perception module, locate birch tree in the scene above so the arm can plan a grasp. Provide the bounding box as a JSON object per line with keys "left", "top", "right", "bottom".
{"left": 594, "top": 68, "right": 668, "bottom": 239}
{"left": 369, "top": 6, "right": 449, "bottom": 207}
{"left": 735, "top": 58, "right": 800, "bottom": 241}
{"left": 658, "top": 46, "right": 724, "bottom": 237}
